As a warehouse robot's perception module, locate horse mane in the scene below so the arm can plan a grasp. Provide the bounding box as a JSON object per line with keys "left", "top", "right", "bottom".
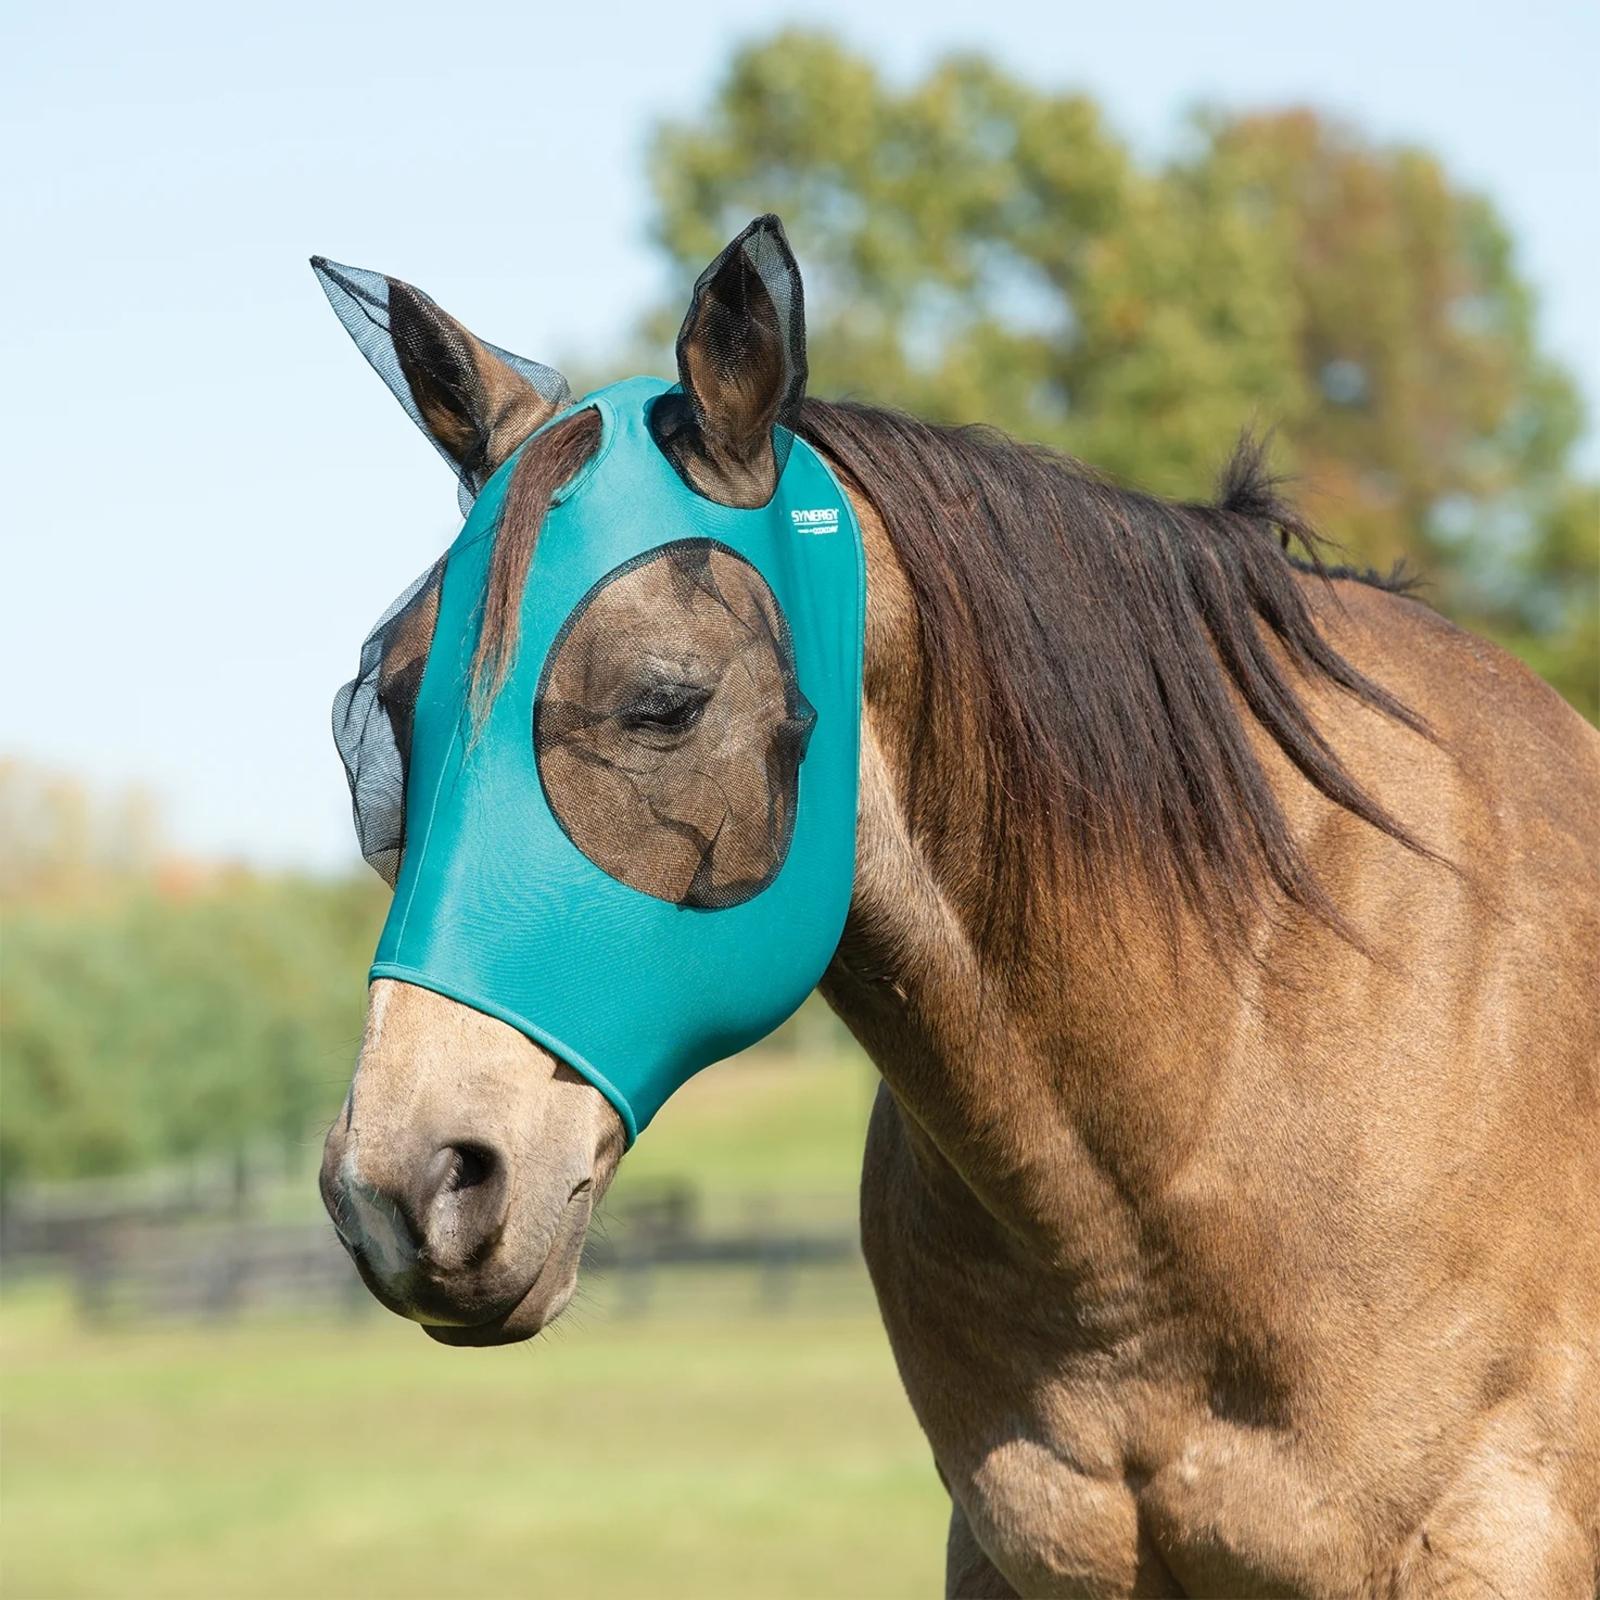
{"left": 796, "top": 399, "right": 1432, "bottom": 949}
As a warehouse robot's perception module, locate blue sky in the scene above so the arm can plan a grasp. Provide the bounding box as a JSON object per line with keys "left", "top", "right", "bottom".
{"left": 4, "top": 0, "right": 1596, "bottom": 870}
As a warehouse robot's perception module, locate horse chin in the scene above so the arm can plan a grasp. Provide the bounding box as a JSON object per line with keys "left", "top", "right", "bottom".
{"left": 421, "top": 1277, "right": 578, "bottom": 1347}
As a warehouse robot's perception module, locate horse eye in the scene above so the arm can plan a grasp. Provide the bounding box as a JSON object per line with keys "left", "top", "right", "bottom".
{"left": 618, "top": 683, "right": 711, "bottom": 737}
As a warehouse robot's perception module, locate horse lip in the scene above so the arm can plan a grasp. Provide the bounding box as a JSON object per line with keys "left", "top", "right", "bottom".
{"left": 420, "top": 1282, "right": 550, "bottom": 1346}
{"left": 417, "top": 1180, "right": 595, "bottom": 1345}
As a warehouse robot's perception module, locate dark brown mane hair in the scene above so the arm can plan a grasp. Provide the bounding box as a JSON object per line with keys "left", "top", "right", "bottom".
{"left": 475, "top": 395, "right": 1432, "bottom": 948}
{"left": 470, "top": 407, "right": 604, "bottom": 712}
{"left": 797, "top": 399, "right": 1432, "bottom": 948}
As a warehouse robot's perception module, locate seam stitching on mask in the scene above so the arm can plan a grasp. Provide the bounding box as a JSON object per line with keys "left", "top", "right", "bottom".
{"left": 392, "top": 717, "right": 460, "bottom": 954}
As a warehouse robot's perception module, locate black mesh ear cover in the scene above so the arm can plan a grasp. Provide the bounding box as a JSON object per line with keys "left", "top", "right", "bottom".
{"left": 311, "top": 258, "right": 571, "bottom": 515}
{"left": 652, "top": 214, "right": 808, "bottom": 499}
{"left": 332, "top": 559, "right": 446, "bottom": 885}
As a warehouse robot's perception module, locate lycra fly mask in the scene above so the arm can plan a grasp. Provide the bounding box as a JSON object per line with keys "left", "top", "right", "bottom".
{"left": 323, "top": 235, "right": 864, "bottom": 1144}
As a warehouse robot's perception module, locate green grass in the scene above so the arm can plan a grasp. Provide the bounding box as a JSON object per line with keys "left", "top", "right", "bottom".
{"left": 1, "top": 1278, "right": 945, "bottom": 1600}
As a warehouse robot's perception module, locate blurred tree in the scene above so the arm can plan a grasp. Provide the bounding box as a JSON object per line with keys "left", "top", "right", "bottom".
{"left": 1187, "top": 109, "right": 1591, "bottom": 707}
{"left": 0, "top": 762, "right": 387, "bottom": 1190}
{"left": 644, "top": 33, "right": 1596, "bottom": 717}
{"left": 1473, "top": 479, "right": 1600, "bottom": 714}
{"left": 0, "top": 759, "right": 162, "bottom": 904}
{"left": 1, "top": 873, "right": 386, "bottom": 1192}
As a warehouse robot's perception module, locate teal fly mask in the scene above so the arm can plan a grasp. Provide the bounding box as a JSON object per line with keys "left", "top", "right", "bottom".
{"left": 316, "top": 219, "right": 864, "bottom": 1142}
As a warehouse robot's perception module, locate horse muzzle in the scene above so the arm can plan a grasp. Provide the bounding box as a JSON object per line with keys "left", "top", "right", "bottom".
{"left": 319, "top": 979, "right": 624, "bottom": 1342}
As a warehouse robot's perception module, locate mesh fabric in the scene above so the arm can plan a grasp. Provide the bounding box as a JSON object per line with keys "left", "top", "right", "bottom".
{"left": 651, "top": 215, "right": 807, "bottom": 497}
{"left": 311, "top": 258, "right": 570, "bottom": 514}
{"left": 332, "top": 558, "right": 446, "bottom": 885}
{"left": 534, "top": 539, "right": 815, "bottom": 909}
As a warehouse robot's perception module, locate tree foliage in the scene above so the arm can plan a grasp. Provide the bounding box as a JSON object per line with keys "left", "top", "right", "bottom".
{"left": 645, "top": 33, "right": 1596, "bottom": 717}
{"left": 0, "top": 770, "right": 386, "bottom": 1191}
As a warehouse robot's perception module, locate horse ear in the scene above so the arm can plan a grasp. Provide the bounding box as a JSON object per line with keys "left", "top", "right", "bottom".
{"left": 671, "top": 214, "right": 807, "bottom": 506}
{"left": 311, "top": 258, "right": 571, "bottom": 509}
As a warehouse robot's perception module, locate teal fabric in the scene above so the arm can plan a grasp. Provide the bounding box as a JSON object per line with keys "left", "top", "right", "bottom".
{"left": 369, "top": 377, "right": 864, "bottom": 1141}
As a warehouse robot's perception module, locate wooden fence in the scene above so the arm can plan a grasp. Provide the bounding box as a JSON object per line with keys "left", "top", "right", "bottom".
{"left": 2, "top": 1182, "right": 862, "bottom": 1325}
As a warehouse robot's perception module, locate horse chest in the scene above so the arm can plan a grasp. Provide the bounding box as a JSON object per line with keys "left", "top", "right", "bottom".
{"left": 951, "top": 1412, "right": 1371, "bottom": 1598}
{"left": 858, "top": 1093, "right": 1375, "bottom": 1595}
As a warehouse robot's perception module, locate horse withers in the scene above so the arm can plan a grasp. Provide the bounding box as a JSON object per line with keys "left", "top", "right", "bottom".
{"left": 314, "top": 217, "right": 1600, "bottom": 1596}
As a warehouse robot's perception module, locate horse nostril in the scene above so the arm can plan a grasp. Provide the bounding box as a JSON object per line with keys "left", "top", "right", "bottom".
{"left": 422, "top": 1142, "right": 499, "bottom": 1203}
{"left": 413, "top": 1142, "right": 509, "bottom": 1271}
{"left": 445, "top": 1143, "right": 495, "bottom": 1193}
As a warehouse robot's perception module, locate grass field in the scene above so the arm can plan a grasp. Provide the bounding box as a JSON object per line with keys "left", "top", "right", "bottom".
{"left": 0, "top": 1280, "right": 945, "bottom": 1600}
{"left": 1, "top": 1040, "right": 948, "bottom": 1600}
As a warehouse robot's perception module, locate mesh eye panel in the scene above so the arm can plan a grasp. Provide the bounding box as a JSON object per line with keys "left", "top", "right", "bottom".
{"left": 332, "top": 559, "right": 446, "bottom": 885}
{"left": 534, "top": 540, "right": 816, "bottom": 910}
{"left": 653, "top": 214, "right": 807, "bottom": 501}
{"left": 311, "top": 258, "right": 570, "bottom": 515}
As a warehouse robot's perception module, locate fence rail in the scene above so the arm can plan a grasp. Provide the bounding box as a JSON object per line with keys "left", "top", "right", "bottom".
{"left": 2, "top": 1182, "right": 863, "bottom": 1325}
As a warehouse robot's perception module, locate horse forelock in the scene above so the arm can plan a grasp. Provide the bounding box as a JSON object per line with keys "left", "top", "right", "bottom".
{"left": 467, "top": 408, "right": 605, "bottom": 718}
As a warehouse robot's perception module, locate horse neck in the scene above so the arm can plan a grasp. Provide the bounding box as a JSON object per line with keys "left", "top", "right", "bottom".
{"left": 815, "top": 460, "right": 1260, "bottom": 1248}
{"left": 820, "top": 710, "right": 1238, "bottom": 1251}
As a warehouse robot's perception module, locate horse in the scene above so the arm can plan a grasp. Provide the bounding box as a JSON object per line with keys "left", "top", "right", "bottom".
{"left": 316, "top": 217, "right": 1600, "bottom": 1597}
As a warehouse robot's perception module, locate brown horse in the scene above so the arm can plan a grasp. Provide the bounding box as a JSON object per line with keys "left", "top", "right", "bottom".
{"left": 317, "top": 220, "right": 1600, "bottom": 1596}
